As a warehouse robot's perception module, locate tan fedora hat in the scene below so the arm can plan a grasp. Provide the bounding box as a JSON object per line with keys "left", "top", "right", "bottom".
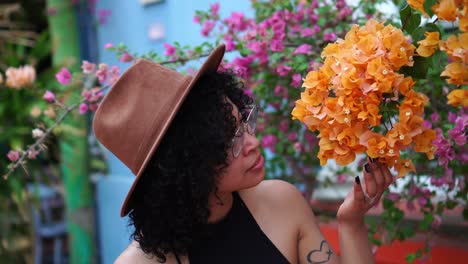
{"left": 93, "top": 44, "right": 226, "bottom": 217}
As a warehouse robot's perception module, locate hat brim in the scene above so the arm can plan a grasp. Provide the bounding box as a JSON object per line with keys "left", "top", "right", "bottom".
{"left": 120, "top": 44, "right": 226, "bottom": 217}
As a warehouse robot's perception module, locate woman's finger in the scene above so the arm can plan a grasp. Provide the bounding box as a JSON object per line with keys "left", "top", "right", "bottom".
{"left": 364, "top": 162, "right": 377, "bottom": 198}
{"left": 380, "top": 163, "right": 393, "bottom": 187}
{"left": 354, "top": 176, "right": 366, "bottom": 205}
{"left": 368, "top": 158, "right": 385, "bottom": 192}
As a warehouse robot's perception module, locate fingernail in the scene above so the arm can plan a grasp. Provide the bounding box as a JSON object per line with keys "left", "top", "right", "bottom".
{"left": 355, "top": 176, "right": 361, "bottom": 184}
{"left": 370, "top": 157, "right": 377, "bottom": 163}
{"left": 364, "top": 163, "right": 371, "bottom": 173}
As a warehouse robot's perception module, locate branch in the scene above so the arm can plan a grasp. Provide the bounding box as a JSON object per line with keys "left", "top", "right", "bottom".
{"left": 2, "top": 52, "right": 217, "bottom": 179}
{"left": 2, "top": 78, "right": 108, "bottom": 180}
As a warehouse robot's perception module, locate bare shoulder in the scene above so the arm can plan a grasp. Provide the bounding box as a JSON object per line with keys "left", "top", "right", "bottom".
{"left": 114, "top": 241, "right": 157, "bottom": 264}
{"left": 241, "top": 179, "right": 312, "bottom": 215}
{"left": 247, "top": 179, "right": 306, "bottom": 203}
{"left": 114, "top": 241, "right": 189, "bottom": 264}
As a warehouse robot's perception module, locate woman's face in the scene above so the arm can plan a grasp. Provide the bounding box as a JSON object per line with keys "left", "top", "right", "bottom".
{"left": 216, "top": 100, "right": 265, "bottom": 193}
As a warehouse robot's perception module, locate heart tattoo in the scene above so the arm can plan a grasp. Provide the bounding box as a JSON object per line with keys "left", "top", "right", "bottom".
{"left": 306, "top": 240, "right": 333, "bottom": 264}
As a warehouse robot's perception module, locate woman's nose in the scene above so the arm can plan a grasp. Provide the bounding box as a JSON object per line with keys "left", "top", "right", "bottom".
{"left": 242, "top": 132, "right": 260, "bottom": 156}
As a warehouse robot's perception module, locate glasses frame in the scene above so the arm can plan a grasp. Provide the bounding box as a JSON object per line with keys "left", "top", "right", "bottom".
{"left": 231, "top": 104, "right": 258, "bottom": 158}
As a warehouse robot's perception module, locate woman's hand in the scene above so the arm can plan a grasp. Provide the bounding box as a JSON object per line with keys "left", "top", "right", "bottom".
{"left": 336, "top": 157, "right": 394, "bottom": 227}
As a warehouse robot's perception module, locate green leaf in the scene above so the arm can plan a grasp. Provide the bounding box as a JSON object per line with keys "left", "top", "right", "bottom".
{"left": 431, "top": 50, "right": 445, "bottom": 72}
{"left": 424, "top": 23, "right": 441, "bottom": 34}
{"left": 400, "top": 5, "right": 421, "bottom": 34}
{"left": 239, "top": 47, "right": 251, "bottom": 57}
{"left": 419, "top": 212, "right": 433, "bottom": 230}
{"left": 9, "top": 176, "right": 23, "bottom": 207}
{"left": 446, "top": 200, "right": 458, "bottom": 209}
{"left": 423, "top": 0, "right": 437, "bottom": 17}
{"left": 463, "top": 208, "right": 468, "bottom": 221}
{"left": 317, "top": 17, "right": 326, "bottom": 27}
{"left": 382, "top": 198, "right": 394, "bottom": 209}
{"left": 411, "top": 27, "right": 427, "bottom": 43}
{"left": 401, "top": 56, "right": 429, "bottom": 79}
{"left": 406, "top": 253, "right": 416, "bottom": 262}
{"left": 30, "top": 31, "right": 51, "bottom": 61}
{"left": 400, "top": 225, "right": 415, "bottom": 238}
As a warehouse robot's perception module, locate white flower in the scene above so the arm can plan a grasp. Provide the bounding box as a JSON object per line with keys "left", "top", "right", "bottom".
{"left": 32, "top": 128, "right": 44, "bottom": 139}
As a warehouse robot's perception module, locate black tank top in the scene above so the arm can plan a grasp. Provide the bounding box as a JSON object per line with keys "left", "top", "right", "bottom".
{"left": 188, "top": 192, "right": 290, "bottom": 264}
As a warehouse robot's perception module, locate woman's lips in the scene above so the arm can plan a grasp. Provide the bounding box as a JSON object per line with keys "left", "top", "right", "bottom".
{"left": 250, "top": 154, "right": 264, "bottom": 171}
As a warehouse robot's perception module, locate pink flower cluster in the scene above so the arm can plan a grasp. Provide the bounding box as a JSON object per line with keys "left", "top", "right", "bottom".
{"left": 433, "top": 108, "right": 468, "bottom": 168}
{"left": 192, "top": 1, "right": 351, "bottom": 101}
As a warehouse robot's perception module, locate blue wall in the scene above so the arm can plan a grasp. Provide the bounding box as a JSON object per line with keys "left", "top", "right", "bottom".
{"left": 94, "top": 1, "right": 253, "bottom": 263}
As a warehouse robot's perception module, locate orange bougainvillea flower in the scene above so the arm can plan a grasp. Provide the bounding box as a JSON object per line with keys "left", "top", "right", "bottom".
{"left": 413, "top": 129, "right": 437, "bottom": 159}
{"left": 394, "top": 159, "right": 416, "bottom": 178}
{"left": 439, "top": 33, "right": 468, "bottom": 63}
{"left": 447, "top": 89, "right": 468, "bottom": 107}
{"left": 460, "top": 15, "right": 468, "bottom": 32}
{"left": 432, "top": 0, "right": 458, "bottom": 22}
{"left": 386, "top": 123, "right": 413, "bottom": 149}
{"left": 441, "top": 62, "right": 468, "bottom": 85}
{"left": 416, "top": 32, "right": 440, "bottom": 57}
{"left": 407, "top": 0, "right": 429, "bottom": 16}
{"left": 291, "top": 19, "right": 434, "bottom": 178}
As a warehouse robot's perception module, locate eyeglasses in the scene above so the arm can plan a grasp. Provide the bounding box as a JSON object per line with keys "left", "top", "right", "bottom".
{"left": 231, "top": 104, "right": 258, "bottom": 158}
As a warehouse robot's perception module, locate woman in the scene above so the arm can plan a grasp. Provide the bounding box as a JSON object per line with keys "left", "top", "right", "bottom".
{"left": 93, "top": 44, "right": 394, "bottom": 264}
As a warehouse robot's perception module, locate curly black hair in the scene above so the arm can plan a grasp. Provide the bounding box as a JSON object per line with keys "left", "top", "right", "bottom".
{"left": 128, "top": 70, "right": 253, "bottom": 262}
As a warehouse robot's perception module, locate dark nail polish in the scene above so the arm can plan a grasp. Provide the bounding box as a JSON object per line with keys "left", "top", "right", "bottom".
{"left": 364, "top": 163, "right": 371, "bottom": 173}
{"left": 355, "top": 176, "right": 360, "bottom": 184}
{"left": 370, "top": 157, "right": 376, "bottom": 163}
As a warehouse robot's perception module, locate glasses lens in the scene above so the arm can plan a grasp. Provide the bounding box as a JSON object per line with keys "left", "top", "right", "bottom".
{"left": 246, "top": 105, "right": 257, "bottom": 135}
{"left": 231, "top": 105, "right": 258, "bottom": 158}
{"left": 232, "top": 132, "right": 243, "bottom": 157}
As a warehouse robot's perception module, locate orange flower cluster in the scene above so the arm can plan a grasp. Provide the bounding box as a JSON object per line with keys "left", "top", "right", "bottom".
{"left": 411, "top": 0, "right": 468, "bottom": 85}
{"left": 292, "top": 19, "right": 436, "bottom": 177}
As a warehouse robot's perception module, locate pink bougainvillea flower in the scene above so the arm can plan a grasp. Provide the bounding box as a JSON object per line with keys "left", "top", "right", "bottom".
{"left": 291, "top": 73, "right": 302, "bottom": 88}
{"left": 79, "top": 103, "right": 88, "bottom": 114}
{"left": 163, "top": 43, "right": 176, "bottom": 56}
{"left": 224, "top": 36, "right": 236, "bottom": 51}
{"left": 119, "top": 52, "right": 134, "bottom": 63}
{"left": 323, "top": 32, "right": 337, "bottom": 42}
{"left": 81, "top": 60, "right": 96, "bottom": 74}
{"left": 210, "top": 2, "right": 220, "bottom": 18}
{"left": 56, "top": 67, "right": 72, "bottom": 85}
{"left": 201, "top": 20, "right": 216, "bottom": 36}
{"left": 89, "top": 103, "right": 99, "bottom": 112}
{"left": 95, "top": 63, "right": 108, "bottom": 83}
{"left": 270, "top": 39, "right": 284, "bottom": 52}
{"left": 293, "top": 142, "right": 302, "bottom": 152}
{"left": 108, "top": 66, "right": 121, "bottom": 85}
{"left": 7, "top": 150, "right": 20, "bottom": 162}
{"left": 261, "top": 134, "right": 277, "bottom": 152}
{"left": 293, "top": 44, "right": 312, "bottom": 55}
{"left": 43, "top": 90, "right": 56, "bottom": 103}
{"left": 28, "top": 149, "right": 39, "bottom": 160}
{"left": 97, "top": 9, "right": 112, "bottom": 24}
{"left": 104, "top": 42, "right": 114, "bottom": 49}
{"left": 301, "top": 27, "right": 314, "bottom": 37}
{"left": 276, "top": 64, "right": 291, "bottom": 76}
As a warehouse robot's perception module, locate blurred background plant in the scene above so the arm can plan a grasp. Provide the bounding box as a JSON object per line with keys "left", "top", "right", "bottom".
{"left": 0, "top": 1, "right": 58, "bottom": 262}
{"left": 0, "top": 0, "right": 109, "bottom": 262}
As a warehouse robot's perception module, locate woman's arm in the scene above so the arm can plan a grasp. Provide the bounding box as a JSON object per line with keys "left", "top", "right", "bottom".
{"left": 336, "top": 159, "right": 393, "bottom": 264}
{"left": 297, "top": 159, "right": 393, "bottom": 264}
